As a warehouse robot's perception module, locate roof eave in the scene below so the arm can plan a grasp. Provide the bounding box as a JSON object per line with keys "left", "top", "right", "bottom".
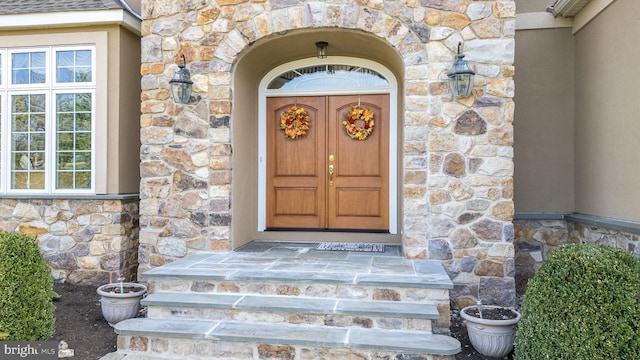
{"left": 548, "top": 0, "right": 593, "bottom": 17}
{"left": 0, "top": 9, "right": 141, "bottom": 36}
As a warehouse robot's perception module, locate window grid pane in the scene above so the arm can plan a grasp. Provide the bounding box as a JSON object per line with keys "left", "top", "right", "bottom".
{"left": 12, "top": 52, "right": 46, "bottom": 85}
{"left": 11, "top": 94, "right": 46, "bottom": 190}
{"left": 56, "top": 50, "right": 92, "bottom": 83}
{"left": 56, "top": 93, "right": 92, "bottom": 189}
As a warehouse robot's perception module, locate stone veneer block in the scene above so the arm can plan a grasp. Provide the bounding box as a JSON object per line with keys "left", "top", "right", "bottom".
{"left": 336, "top": 299, "right": 439, "bottom": 319}
{"left": 211, "top": 321, "right": 348, "bottom": 346}
{"left": 228, "top": 270, "right": 356, "bottom": 284}
{"left": 142, "top": 292, "right": 242, "bottom": 308}
{"left": 143, "top": 267, "right": 231, "bottom": 280}
{"left": 296, "top": 251, "right": 350, "bottom": 260}
{"left": 267, "top": 262, "right": 331, "bottom": 272}
{"left": 370, "top": 257, "right": 415, "bottom": 273}
{"left": 356, "top": 274, "right": 453, "bottom": 289}
{"left": 414, "top": 260, "right": 452, "bottom": 275}
{"left": 237, "top": 295, "right": 336, "bottom": 314}
{"left": 115, "top": 318, "right": 218, "bottom": 339}
{"left": 349, "top": 327, "right": 461, "bottom": 355}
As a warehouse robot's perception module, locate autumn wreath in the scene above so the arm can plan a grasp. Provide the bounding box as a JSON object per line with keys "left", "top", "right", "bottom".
{"left": 280, "top": 105, "right": 310, "bottom": 139}
{"left": 343, "top": 104, "right": 375, "bottom": 140}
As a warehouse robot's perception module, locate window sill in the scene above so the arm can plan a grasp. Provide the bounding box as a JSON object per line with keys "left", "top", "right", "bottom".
{"left": 0, "top": 193, "right": 138, "bottom": 200}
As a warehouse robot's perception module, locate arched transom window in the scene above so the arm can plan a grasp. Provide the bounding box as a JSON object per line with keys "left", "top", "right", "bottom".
{"left": 267, "top": 64, "right": 389, "bottom": 90}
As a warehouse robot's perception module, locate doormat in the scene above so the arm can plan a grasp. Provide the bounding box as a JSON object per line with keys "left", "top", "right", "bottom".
{"left": 316, "top": 242, "right": 385, "bottom": 252}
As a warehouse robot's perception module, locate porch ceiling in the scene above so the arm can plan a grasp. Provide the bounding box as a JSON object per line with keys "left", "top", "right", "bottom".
{"left": 237, "top": 29, "right": 403, "bottom": 78}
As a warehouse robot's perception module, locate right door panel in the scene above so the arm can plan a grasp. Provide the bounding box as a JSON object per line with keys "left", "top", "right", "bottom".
{"left": 327, "top": 94, "right": 389, "bottom": 231}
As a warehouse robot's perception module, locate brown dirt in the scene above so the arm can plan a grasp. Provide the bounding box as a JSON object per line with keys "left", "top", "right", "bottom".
{"left": 462, "top": 307, "right": 519, "bottom": 321}
{"left": 52, "top": 282, "right": 117, "bottom": 360}
{"left": 51, "top": 282, "right": 513, "bottom": 360}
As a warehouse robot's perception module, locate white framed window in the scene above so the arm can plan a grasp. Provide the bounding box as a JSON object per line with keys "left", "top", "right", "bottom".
{"left": 0, "top": 46, "right": 96, "bottom": 194}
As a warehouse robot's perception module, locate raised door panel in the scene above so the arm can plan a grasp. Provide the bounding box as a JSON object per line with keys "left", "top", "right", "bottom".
{"left": 266, "top": 96, "right": 326, "bottom": 229}
{"left": 327, "top": 94, "right": 389, "bottom": 231}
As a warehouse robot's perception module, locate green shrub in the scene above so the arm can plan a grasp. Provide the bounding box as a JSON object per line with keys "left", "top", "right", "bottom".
{"left": 515, "top": 243, "right": 640, "bottom": 360}
{"left": 0, "top": 231, "right": 55, "bottom": 340}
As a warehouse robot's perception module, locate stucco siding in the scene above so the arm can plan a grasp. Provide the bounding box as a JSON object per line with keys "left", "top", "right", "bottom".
{"left": 116, "top": 27, "right": 143, "bottom": 194}
{"left": 574, "top": 0, "right": 640, "bottom": 222}
{"left": 515, "top": 0, "right": 552, "bottom": 14}
{"left": 514, "top": 28, "right": 575, "bottom": 213}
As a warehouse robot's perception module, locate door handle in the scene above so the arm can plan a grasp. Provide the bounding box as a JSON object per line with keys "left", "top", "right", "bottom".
{"left": 328, "top": 164, "right": 334, "bottom": 186}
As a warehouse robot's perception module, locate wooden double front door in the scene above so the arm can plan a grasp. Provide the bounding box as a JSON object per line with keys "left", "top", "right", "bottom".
{"left": 266, "top": 94, "right": 390, "bottom": 231}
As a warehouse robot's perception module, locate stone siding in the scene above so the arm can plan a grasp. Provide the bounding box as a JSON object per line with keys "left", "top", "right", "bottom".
{"left": 140, "top": 0, "right": 516, "bottom": 307}
{"left": 0, "top": 198, "right": 139, "bottom": 285}
{"left": 514, "top": 218, "right": 640, "bottom": 294}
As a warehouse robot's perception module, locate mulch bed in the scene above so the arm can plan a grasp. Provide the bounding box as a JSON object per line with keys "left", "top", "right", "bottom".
{"left": 52, "top": 282, "right": 117, "bottom": 360}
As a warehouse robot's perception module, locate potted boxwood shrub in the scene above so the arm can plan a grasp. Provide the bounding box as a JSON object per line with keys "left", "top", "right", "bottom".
{"left": 97, "top": 274, "right": 146, "bottom": 326}
{"left": 461, "top": 301, "right": 521, "bottom": 358}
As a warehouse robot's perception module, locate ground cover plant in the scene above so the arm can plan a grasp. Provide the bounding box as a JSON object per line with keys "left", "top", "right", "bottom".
{"left": 515, "top": 243, "right": 640, "bottom": 359}
{"left": 0, "top": 231, "right": 55, "bottom": 340}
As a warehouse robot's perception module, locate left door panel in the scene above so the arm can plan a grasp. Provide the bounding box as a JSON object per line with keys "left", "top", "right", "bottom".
{"left": 266, "top": 96, "right": 327, "bottom": 229}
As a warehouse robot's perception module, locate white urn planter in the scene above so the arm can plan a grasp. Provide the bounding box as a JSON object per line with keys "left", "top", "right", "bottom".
{"left": 461, "top": 304, "right": 521, "bottom": 358}
{"left": 96, "top": 282, "right": 147, "bottom": 326}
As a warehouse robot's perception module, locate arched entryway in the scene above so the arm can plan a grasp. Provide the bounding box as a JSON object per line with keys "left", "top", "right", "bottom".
{"left": 231, "top": 31, "right": 405, "bottom": 249}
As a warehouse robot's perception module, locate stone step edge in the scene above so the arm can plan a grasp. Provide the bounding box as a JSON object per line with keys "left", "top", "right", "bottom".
{"left": 142, "top": 292, "right": 440, "bottom": 320}
{"left": 114, "top": 318, "right": 461, "bottom": 356}
{"left": 142, "top": 268, "right": 454, "bottom": 290}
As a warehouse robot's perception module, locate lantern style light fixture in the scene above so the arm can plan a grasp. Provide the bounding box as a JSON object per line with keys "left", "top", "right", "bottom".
{"left": 169, "top": 54, "right": 193, "bottom": 104}
{"left": 316, "top": 41, "right": 328, "bottom": 59}
{"left": 447, "top": 42, "right": 475, "bottom": 99}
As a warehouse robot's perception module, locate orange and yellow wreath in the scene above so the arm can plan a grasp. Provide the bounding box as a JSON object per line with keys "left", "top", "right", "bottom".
{"left": 280, "top": 105, "right": 310, "bottom": 139}
{"left": 343, "top": 104, "right": 375, "bottom": 140}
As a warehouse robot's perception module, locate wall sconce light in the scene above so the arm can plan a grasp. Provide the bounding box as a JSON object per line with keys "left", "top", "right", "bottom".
{"left": 447, "top": 42, "right": 475, "bottom": 99}
{"left": 316, "top": 41, "right": 328, "bottom": 59}
{"left": 169, "top": 54, "right": 193, "bottom": 104}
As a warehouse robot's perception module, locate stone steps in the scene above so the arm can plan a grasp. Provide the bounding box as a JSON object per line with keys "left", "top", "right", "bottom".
{"left": 142, "top": 258, "right": 453, "bottom": 332}
{"left": 143, "top": 292, "right": 440, "bottom": 332}
{"left": 103, "top": 245, "right": 461, "bottom": 359}
{"left": 111, "top": 318, "right": 461, "bottom": 359}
